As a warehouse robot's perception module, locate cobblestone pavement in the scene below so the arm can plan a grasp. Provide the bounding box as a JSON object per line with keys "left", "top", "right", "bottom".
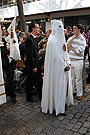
{"left": 0, "top": 61, "right": 90, "bottom": 135}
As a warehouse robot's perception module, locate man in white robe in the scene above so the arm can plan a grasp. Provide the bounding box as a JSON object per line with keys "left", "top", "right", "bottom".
{"left": 41, "top": 20, "right": 73, "bottom": 116}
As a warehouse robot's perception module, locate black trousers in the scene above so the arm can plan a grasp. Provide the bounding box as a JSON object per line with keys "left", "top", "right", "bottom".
{"left": 26, "top": 69, "right": 42, "bottom": 101}
{"left": 4, "top": 60, "right": 16, "bottom": 99}
{"left": 86, "top": 71, "right": 90, "bottom": 83}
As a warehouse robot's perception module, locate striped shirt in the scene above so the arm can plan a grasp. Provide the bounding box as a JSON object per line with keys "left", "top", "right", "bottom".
{"left": 68, "top": 34, "right": 86, "bottom": 60}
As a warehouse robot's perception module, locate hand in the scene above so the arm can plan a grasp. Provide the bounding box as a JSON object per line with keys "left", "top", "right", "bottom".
{"left": 38, "top": 52, "right": 40, "bottom": 56}
{"left": 64, "top": 64, "right": 70, "bottom": 71}
{"left": 6, "top": 47, "right": 10, "bottom": 50}
{"left": 71, "top": 35, "right": 77, "bottom": 41}
{"left": 67, "top": 34, "right": 77, "bottom": 48}
{"left": 33, "top": 68, "right": 37, "bottom": 73}
{"left": 43, "top": 39, "right": 47, "bottom": 43}
{"left": 67, "top": 41, "right": 71, "bottom": 48}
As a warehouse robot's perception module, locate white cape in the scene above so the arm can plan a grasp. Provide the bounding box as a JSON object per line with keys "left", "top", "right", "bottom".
{"left": 41, "top": 34, "right": 73, "bottom": 116}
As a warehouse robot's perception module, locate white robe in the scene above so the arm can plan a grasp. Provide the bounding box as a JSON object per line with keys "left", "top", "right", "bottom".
{"left": 41, "top": 20, "right": 73, "bottom": 116}
{"left": 5, "top": 17, "right": 21, "bottom": 62}
{"left": 0, "top": 15, "right": 6, "bottom": 105}
{"left": 0, "top": 48, "right": 6, "bottom": 105}
{"left": 5, "top": 35, "right": 21, "bottom": 62}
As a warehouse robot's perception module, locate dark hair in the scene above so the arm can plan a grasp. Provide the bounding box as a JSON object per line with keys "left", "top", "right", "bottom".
{"left": 88, "top": 26, "right": 90, "bottom": 30}
{"left": 29, "top": 23, "right": 36, "bottom": 33}
{"left": 79, "top": 24, "right": 84, "bottom": 34}
{"left": 1, "top": 25, "right": 5, "bottom": 29}
{"left": 73, "top": 24, "right": 81, "bottom": 30}
{"left": 15, "top": 25, "right": 20, "bottom": 30}
{"left": 66, "top": 26, "right": 72, "bottom": 31}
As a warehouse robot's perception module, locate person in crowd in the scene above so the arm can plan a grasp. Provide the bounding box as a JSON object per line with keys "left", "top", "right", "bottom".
{"left": 14, "top": 33, "right": 26, "bottom": 87}
{"left": 64, "top": 29, "right": 68, "bottom": 42}
{"left": 1, "top": 25, "right": 16, "bottom": 103}
{"left": 24, "top": 31, "right": 30, "bottom": 39}
{"left": 67, "top": 24, "right": 86, "bottom": 100}
{"left": 86, "top": 26, "right": 90, "bottom": 83}
{"left": 19, "top": 33, "right": 26, "bottom": 63}
{"left": 15, "top": 25, "right": 24, "bottom": 43}
{"left": 38, "top": 30, "right": 52, "bottom": 74}
{"left": 66, "top": 26, "right": 73, "bottom": 39}
{"left": 87, "top": 26, "right": 90, "bottom": 67}
{"left": 38, "top": 30, "right": 51, "bottom": 51}
{"left": 78, "top": 24, "right": 88, "bottom": 93}
{"left": 25, "top": 22, "right": 42, "bottom": 102}
{"left": 41, "top": 20, "right": 73, "bottom": 116}
{"left": 37, "top": 30, "right": 45, "bottom": 44}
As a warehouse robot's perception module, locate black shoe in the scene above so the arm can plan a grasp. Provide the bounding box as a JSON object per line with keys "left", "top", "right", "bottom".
{"left": 11, "top": 98, "right": 17, "bottom": 103}
{"left": 60, "top": 113, "right": 67, "bottom": 116}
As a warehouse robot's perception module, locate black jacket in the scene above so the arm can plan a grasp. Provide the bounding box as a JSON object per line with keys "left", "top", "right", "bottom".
{"left": 25, "top": 34, "right": 40, "bottom": 72}
{"left": 1, "top": 37, "right": 10, "bottom": 68}
{"left": 19, "top": 41, "right": 25, "bottom": 61}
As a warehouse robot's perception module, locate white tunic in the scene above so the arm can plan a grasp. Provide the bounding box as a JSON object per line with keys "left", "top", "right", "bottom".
{"left": 41, "top": 20, "right": 73, "bottom": 116}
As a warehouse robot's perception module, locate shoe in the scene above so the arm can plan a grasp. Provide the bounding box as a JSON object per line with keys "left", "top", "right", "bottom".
{"left": 11, "top": 98, "right": 17, "bottom": 103}
{"left": 60, "top": 113, "right": 67, "bottom": 116}
{"left": 78, "top": 96, "right": 82, "bottom": 100}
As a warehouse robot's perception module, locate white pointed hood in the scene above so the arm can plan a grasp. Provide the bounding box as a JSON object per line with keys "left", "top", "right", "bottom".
{"left": 51, "top": 19, "right": 66, "bottom": 46}
{"left": 7, "top": 16, "right": 16, "bottom": 34}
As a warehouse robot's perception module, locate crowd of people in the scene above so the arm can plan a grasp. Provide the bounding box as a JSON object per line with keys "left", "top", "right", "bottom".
{"left": 0, "top": 19, "right": 90, "bottom": 116}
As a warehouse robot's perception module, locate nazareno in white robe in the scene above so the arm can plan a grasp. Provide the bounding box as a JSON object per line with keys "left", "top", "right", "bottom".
{"left": 0, "top": 15, "right": 6, "bottom": 105}
{"left": 5, "top": 17, "right": 21, "bottom": 63}
{"left": 0, "top": 48, "right": 6, "bottom": 105}
{"left": 41, "top": 20, "right": 73, "bottom": 116}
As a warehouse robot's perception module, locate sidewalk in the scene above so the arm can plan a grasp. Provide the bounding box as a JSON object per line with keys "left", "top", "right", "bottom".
{"left": 0, "top": 61, "right": 90, "bottom": 135}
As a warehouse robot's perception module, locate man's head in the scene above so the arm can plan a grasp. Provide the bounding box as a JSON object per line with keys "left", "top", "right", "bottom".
{"left": 73, "top": 24, "right": 81, "bottom": 36}
{"left": 15, "top": 26, "right": 20, "bottom": 34}
{"left": 1, "top": 25, "right": 6, "bottom": 36}
{"left": 29, "top": 23, "right": 40, "bottom": 36}
{"left": 19, "top": 36, "right": 26, "bottom": 44}
{"left": 19, "top": 32, "right": 25, "bottom": 43}
{"left": 66, "top": 26, "right": 72, "bottom": 33}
